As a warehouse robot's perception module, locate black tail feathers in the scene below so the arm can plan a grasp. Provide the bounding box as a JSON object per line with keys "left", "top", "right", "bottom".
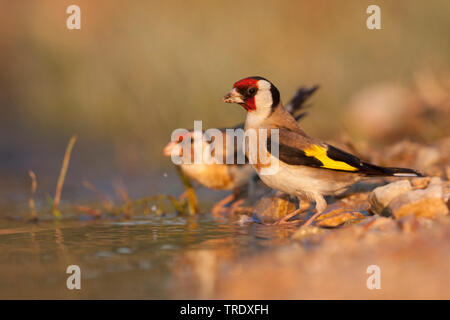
{"left": 384, "top": 166, "right": 424, "bottom": 177}
{"left": 361, "top": 162, "right": 423, "bottom": 177}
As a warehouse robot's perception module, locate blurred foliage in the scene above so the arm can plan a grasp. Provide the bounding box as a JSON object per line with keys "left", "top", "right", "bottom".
{"left": 0, "top": 0, "right": 449, "bottom": 171}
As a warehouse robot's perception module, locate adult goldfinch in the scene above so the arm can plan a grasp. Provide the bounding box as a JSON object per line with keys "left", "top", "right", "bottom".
{"left": 163, "top": 86, "right": 318, "bottom": 215}
{"left": 222, "top": 76, "right": 422, "bottom": 225}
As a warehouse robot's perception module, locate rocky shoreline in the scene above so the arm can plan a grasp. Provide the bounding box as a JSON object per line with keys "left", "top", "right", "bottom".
{"left": 175, "top": 137, "right": 450, "bottom": 299}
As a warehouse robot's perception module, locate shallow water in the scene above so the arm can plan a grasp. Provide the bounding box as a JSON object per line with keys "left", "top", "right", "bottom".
{"left": 0, "top": 212, "right": 295, "bottom": 299}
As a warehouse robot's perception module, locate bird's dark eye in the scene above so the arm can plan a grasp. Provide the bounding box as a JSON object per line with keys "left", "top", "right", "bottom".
{"left": 247, "top": 87, "right": 257, "bottom": 96}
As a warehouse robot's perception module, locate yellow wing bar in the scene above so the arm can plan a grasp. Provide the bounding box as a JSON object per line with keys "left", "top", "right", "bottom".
{"left": 304, "top": 145, "right": 358, "bottom": 172}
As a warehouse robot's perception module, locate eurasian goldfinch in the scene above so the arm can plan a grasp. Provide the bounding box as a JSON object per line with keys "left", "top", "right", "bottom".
{"left": 222, "top": 76, "right": 422, "bottom": 225}
{"left": 163, "top": 86, "right": 318, "bottom": 215}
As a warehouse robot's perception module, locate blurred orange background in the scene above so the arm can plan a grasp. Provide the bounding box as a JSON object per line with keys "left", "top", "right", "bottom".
{"left": 0, "top": 0, "right": 449, "bottom": 195}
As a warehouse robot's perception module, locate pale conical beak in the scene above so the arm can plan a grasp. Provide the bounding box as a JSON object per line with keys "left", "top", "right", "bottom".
{"left": 162, "top": 141, "right": 180, "bottom": 157}
{"left": 222, "top": 88, "right": 244, "bottom": 104}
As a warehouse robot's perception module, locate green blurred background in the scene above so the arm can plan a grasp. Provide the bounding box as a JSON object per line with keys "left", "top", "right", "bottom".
{"left": 0, "top": 0, "right": 449, "bottom": 201}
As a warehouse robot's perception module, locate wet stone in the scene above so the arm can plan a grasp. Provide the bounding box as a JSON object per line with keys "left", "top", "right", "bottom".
{"left": 252, "top": 194, "right": 298, "bottom": 223}
{"left": 369, "top": 180, "right": 412, "bottom": 216}
{"left": 411, "top": 177, "right": 431, "bottom": 189}
{"left": 388, "top": 181, "right": 449, "bottom": 219}
{"left": 315, "top": 209, "right": 365, "bottom": 228}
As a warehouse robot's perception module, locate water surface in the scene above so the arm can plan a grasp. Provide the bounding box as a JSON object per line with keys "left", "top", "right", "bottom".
{"left": 0, "top": 213, "right": 295, "bottom": 299}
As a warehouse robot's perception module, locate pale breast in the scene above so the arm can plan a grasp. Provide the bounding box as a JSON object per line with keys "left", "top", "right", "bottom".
{"left": 181, "top": 163, "right": 253, "bottom": 190}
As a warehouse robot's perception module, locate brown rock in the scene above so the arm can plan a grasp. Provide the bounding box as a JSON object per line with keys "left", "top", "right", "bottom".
{"left": 443, "top": 181, "right": 450, "bottom": 206}
{"left": 369, "top": 180, "right": 412, "bottom": 216}
{"left": 316, "top": 209, "right": 365, "bottom": 228}
{"left": 252, "top": 194, "right": 298, "bottom": 223}
{"left": 383, "top": 140, "right": 444, "bottom": 176}
{"left": 388, "top": 182, "right": 449, "bottom": 219}
{"left": 411, "top": 177, "right": 431, "bottom": 189}
{"left": 359, "top": 216, "right": 398, "bottom": 232}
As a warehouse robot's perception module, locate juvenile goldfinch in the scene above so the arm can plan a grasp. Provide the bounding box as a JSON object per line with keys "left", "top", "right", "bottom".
{"left": 222, "top": 76, "right": 422, "bottom": 225}
{"left": 163, "top": 86, "right": 318, "bottom": 215}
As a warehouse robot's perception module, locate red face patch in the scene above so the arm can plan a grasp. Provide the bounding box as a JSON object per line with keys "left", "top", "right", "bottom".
{"left": 233, "top": 77, "right": 259, "bottom": 111}
{"left": 233, "top": 77, "right": 259, "bottom": 89}
{"left": 241, "top": 97, "right": 256, "bottom": 111}
{"left": 177, "top": 132, "right": 193, "bottom": 144}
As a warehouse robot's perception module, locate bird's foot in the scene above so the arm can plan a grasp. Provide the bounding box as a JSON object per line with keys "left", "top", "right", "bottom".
{"left": 302, "top": 210, "right": 324, "bottom": 227}
{"left": 300, "top": 195, "right": 327, "bottom": 226}
{"left": 211, "top": 194, "right": 235, "bottom": 217}
{"left": 229, "top": 199, "right": 253, "bottom": 215}
{"left": 273, "top": 207, "right": 306, "bottom": 225}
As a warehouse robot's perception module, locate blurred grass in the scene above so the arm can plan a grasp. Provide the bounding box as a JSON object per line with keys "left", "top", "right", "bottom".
{"left": 0, "top": 0, "right": 449, "bottom": 172}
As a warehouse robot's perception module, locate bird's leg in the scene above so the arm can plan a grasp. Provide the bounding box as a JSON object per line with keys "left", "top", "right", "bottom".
{"left": 273, "top": 208, "right": 303, "bottom": 225}
{"left": 211, "top": 193, "right": 235, "bottom": 217}
{"left": 179, "top": 191, "right": 188, "bottom": 201}
{"left": 273, "top": 197, "right": 310, "bottom": 225}
{"left": 302, "top": 194, "right": 327, "bottom": 226}
{"left": 230, "top": 198, "right": 249, "bottom": 214}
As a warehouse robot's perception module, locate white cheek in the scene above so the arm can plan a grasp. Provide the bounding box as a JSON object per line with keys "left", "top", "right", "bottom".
{"left": 245, "top": 91, "right": 272, "bottom": 127}
{"left": 254, "top": 90, "right": 273, "bottom": 113}
{"left": 253, "top": 80, "right": 273, "bottom": 118}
